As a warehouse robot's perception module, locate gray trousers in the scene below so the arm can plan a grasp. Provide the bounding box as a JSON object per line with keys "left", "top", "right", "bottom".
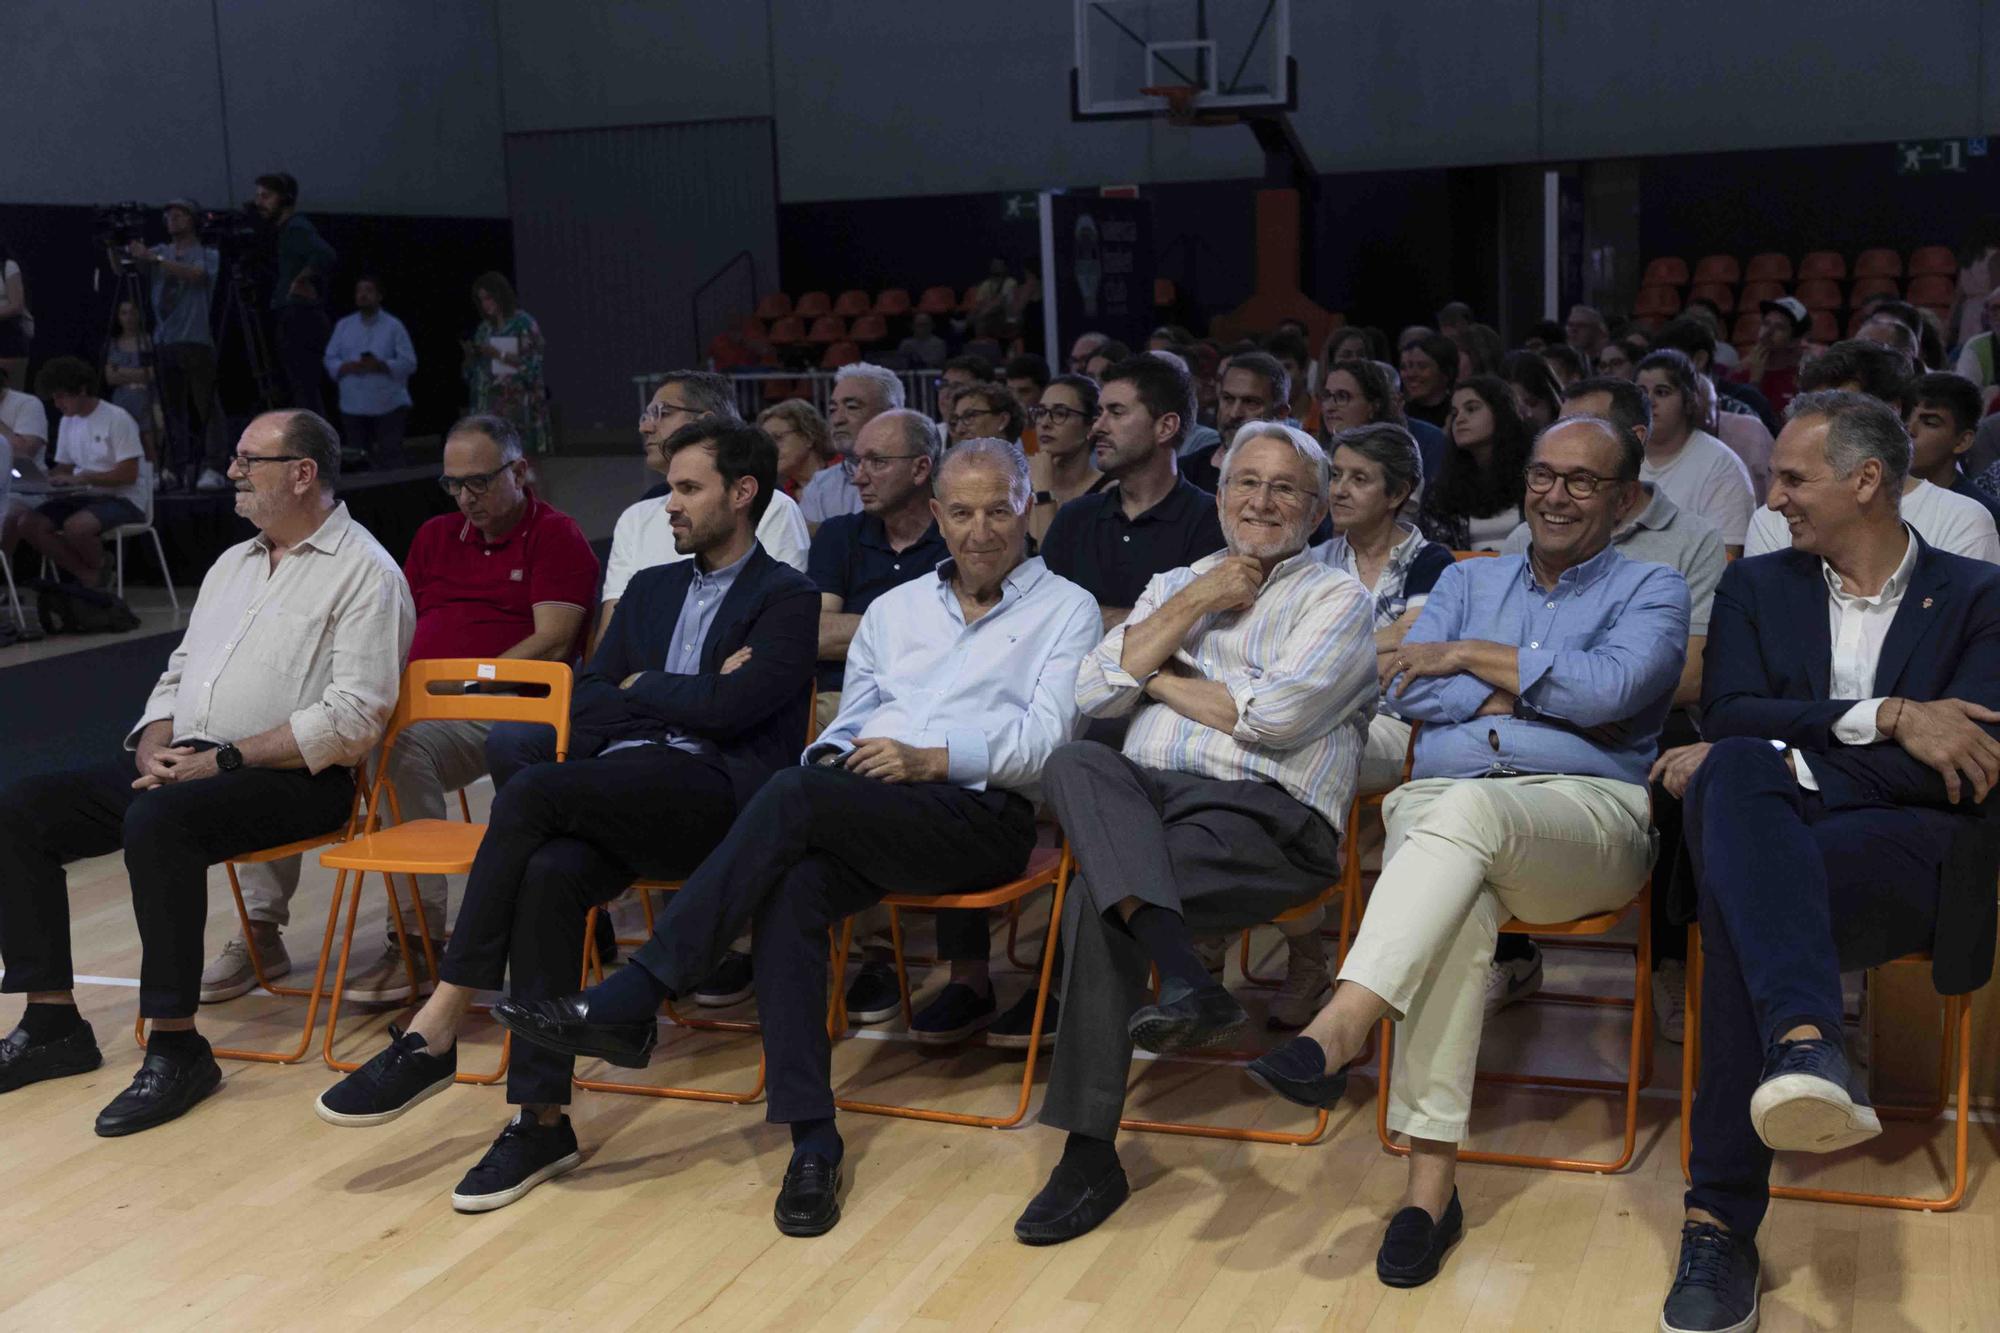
{"left": 236, "top": 719, "right": 494, "bottom": 945}
{"left": 1038, "top": 740, "right": 1343, "bottom": 1140}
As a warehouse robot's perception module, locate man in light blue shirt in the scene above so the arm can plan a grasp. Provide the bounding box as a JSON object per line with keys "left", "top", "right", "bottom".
{"left": 491, "top": 436, "right": 1101, "bottom": 1239}
{"left": 322, "top": 275, "right": 417, "bottom": 468}
{"left": 1244, "top": 414, "right": 1690, "bottom": 1290}
{"left": 127, "top": 200, "right": 225, "bottom": 488}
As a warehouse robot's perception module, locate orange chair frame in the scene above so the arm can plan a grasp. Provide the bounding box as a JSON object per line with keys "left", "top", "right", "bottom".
{"left": 1677, "top": 925, "right": 1971, "bottom": 1212}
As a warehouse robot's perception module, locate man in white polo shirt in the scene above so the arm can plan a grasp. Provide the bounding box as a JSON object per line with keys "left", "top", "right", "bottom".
{"left": 7, "top": 357, "right": 148, "bottom": 591}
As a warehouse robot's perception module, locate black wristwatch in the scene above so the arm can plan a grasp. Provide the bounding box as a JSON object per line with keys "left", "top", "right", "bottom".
{"left": 216, "top": 743, "right": 244, "bottom": 773}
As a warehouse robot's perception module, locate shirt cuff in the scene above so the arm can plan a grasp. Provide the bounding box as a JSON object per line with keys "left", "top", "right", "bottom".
{"left": 288, "top": 707, "right": 340, "bottom": 775}
{"left": 802, "top": 740, "right": 850, "bottom": 766}
{"left": 1435, "top": 673, "right": 1495, "bottom": 721}
{"left": 1224, "top": 675, "right": 1260, "bottom": 744}
{"left": 1791, "top": 747, "right": 1820, "bottom": 791}
{"left": 124, "top": 710, "right": 173, "bottom": 752}
{"left": 1832, "top": 698, "right": 1886, "bottom": 746}
{"left": 1514, "top": 646, "right": 1556, "bottom": 701}
{"left": 944, "top": 730, "right": 989, "bottom": 789}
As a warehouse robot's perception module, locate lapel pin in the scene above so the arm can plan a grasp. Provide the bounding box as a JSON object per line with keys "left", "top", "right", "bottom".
{"left": 1922, "top": 596, "right": 1934, "bottom": 609}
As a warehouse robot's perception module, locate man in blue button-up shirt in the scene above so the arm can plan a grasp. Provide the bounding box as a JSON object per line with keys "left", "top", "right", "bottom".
{"left": 491, "top": 437, "right": 1101, "bottom": 1239}
{"left": 322, "top": 276, "right": 417, "bottom": 468}
{"left": 1245, "top": 415, "right": 1690, "bottom": 1289}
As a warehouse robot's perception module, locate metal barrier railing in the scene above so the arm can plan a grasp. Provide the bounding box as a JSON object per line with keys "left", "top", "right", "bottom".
{"left": 633, "top": 368, "right": 943, "bottom": 424}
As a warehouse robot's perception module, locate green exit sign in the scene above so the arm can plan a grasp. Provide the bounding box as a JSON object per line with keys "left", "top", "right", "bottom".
{"left": 1896, "top": 139, "right": 1973, "bottom": 174}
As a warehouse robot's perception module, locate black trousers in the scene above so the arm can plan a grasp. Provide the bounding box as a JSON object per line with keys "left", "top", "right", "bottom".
{"left": 438, "top": 744, "right": 738, "bottom": 1106}
{"left": 0, "top": 756, "right": 353, "bottom": 1018}
{"left": 630, "top": 766, "right": 1035, "bottom": 1124}
{"left": 343, "top": 408, "right": 409, "bottom": 469}
{"left": 276, "top": 303, "right": 331, "bottom": 416}
{"left": 157, "top": 341, "right": 223, "bottom": 473}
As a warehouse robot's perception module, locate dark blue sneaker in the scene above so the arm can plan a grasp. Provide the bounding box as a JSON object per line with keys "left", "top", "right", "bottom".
{"left": 451, "top": 1112, "right": 582, "bottom": 1213}
{"left": 844, "top": 961, "right": 903, "bottom": 1025}
{"left": 986, "top": 988, "right": 1058, "bottom": 1052}
{"left": 1749, "top": 1036, "right": 1880, "bottom": 1153}
{"left": 315, "top": 1025, "right": 457, "bottom": 1127}
{"left": 1660, "top": 1219, "right": 1759, "bottom": 1333}
{"left": 909, "top": 983, "right": 996, "bottom": 1045}
{"left": 692, "top": 949, "right": 755, "bottom": 1008}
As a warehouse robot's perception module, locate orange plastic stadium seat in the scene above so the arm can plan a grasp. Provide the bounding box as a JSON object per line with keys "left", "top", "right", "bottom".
{"left": 1634, "top": 286, "right": 1682, "bottom": 318}
{"left": 832, "top": 289, "right": 871, "bottom": 318}
{"left": 1797, "top": 250, "right": 1846, "bottom": 282}
{"left": 1739, "top": 279, "right": 1787, "bottom": 308}
{"left": 738, "top": 315, "right": 768, "bottom": 342}
{"left": 848, "top": 313, "right": 888, "bottom": 344}
{"left": 1908, "top": 245, "right": 1957, "bottom": 277}
{"left": 1642, "top": 257, "right": 1691, "bottom": 288}
{"left": 1853, "top": 248, "right": 1903, "bottom": 279}
{"left": 873, "top": 288, "right": 911, "bottom": 316}
{"left": 768, "top": 315, "right": 806, "bottom": 345}
{"left": 793, "top": 291, "right": 832, "bottom": 319}
{"left": 1688, "top": 283, "right": 1734, "bottom": 314}
{"left": 1908, "top": 273, "right": 1955, "bottom": 306}
{"left": 958, "top": 284, "right": 983, "bottom": 312}
{"left": 1745, "top": 252, "right": 1794, "bottom": 283}
{"left": 1692, "top": 254, "right": 1741, "bottom": 285}
{"left": 707, "top": 334, "right": 756, "bottom": 370}
{"left": 1809, "top": 310, "right": 1840, "bottom": 342}
{"left": 1796, "top": 278, "right": 1843, "bottom": 311}
{"left": 754, "top": 292, "right": 793, "bottom": 321}
{"left": 805, "top": 315, "right": 847, "bottom": 345}
{"left": 820, "top": 340, "right": 862, "bottom": 369}
{"left": 916, "top": 285, "right": 957, "bottom": 315}
{"left": 1732, "top": 312, "right": 1763, "bottom": 344}
{"left": 1153, "top": 276, "right": 1177, "bottom": 308}
{"left": 1849, "top": 276, "right": 1900, "bottom": 306}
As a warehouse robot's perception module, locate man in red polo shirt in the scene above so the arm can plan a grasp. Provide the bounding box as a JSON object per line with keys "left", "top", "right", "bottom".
{"left": 205, "top": 413, "right": 598, "bottom": 1005}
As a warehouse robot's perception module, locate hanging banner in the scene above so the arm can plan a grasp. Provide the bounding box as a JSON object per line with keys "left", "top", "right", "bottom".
{"left": 1039, "top": 191, "right": 1155, "bottom": 367}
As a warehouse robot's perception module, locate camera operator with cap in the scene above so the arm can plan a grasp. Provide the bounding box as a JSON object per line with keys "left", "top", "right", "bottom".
{"left": 252, "top": 172, "right": 337, "bottom": 418}
{"left": 124, "top": 200, "right": 224, "bottom": 490}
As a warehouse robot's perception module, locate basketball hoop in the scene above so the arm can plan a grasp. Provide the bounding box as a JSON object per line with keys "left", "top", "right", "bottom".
{"left": 1140, "top": 84, "right": 1203, "bottom": 126}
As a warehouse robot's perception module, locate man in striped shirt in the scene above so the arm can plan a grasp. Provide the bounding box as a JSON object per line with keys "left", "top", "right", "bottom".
{"left": 1015, "top": 423, "right": 1378, "bottom": 1247}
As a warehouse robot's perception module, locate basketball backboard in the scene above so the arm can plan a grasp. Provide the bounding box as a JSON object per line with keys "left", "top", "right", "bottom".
{"left": 1072, "top": 0, "right": 1294, "bottom": 121}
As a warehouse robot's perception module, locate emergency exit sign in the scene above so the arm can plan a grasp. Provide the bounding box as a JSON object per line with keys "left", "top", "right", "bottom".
{"left": 1896, "top": 139, "right": 1973, "bottom": 174}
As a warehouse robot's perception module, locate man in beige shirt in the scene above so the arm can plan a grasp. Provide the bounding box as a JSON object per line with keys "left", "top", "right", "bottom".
{"left": 0, "top": 409, "right": 412, "bottom": 1137}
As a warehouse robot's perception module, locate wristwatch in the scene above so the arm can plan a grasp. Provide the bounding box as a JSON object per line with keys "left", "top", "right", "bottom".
{"left": 216, "top": 743, "right": 244, "bottom": 773}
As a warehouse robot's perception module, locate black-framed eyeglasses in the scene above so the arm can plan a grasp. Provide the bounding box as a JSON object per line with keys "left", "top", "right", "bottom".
{"left": 1524, "top": 463, "right": 1617, "bottom": 499}
{"left": 229, "top": 452, "right": 306, "bottom": 469}
{"left": 1319, "top": 388, "right": 1357, "bottom": 407}
{"left": 439, "top": 465, "right": 513, "bottom": 497}
{"left": 1028, "top": 404, "right": 1097, "bottom": 425}
{"left": 947, "top": 409, "right": 1002, "bottom": 431}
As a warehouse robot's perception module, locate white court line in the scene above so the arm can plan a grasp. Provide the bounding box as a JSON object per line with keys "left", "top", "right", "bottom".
{"left": 74, "top": 974, "right": 141, "bottom": 988}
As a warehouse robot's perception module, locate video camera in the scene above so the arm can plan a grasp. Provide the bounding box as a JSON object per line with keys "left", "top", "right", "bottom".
{"left": 92, "top": 201, "right": 151, "bottom": 249}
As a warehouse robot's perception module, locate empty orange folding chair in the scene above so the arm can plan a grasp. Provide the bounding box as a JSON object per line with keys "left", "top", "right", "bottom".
{"left": 1744, "top": 252, "right": 1794, "bottom": 284}
{"left": 793, "top": 291, "right": 831, "bottom": 319}
{"left": 1853, "top": 248, "right": 1903, "bottom": 279}
{"left": 1907, "top": 246, "right": 1956, "bottom": 277}
{"left": 1797, "top": 250, "right": 1846, "bottom": 282}
{"left": 1692, "top": 255, "right": 1741, "bottom": 286}
{"left": 1643, "top": 257, "right": 1691, "bottom": 288}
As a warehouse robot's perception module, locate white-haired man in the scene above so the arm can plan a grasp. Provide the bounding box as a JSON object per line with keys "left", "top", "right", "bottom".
{"left": 803, "top": 362, "right": 904, "bottom": 528}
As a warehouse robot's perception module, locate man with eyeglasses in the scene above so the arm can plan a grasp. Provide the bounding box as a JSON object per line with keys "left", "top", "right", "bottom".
{"left": 214, "top": 413, "right": 600, "bottom": 1007}
{"left": 802, "top": 363, "right": 904, "bottom": 530}
{"left": 1180, "top": 349, "right": 1292, "bottom": 495}
{"left": 0, "top": 410, "right": 412, "bottom": 1135}
{"left": 1241, "top": 415, "right": 1687, "bottom": 1289}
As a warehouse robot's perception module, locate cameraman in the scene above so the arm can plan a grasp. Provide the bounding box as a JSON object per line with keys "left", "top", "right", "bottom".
{"left": 125, "top": 199, "right": 225, "bottom": 490}
{"left": 252, "top": 172, "right": 337, "bottom": 417}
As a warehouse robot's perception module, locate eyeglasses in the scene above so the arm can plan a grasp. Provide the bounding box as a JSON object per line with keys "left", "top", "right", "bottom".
{"left": 1524, "top": 463, "right": 1618, "bottom": 499}
{"left": 229, "top": 453, "right": 305, "bottom": 469}
{"left": 849, "top": 452, "right": 923, "bottom": 473}
{"left": 1224, "top": 475, "right": 1309, "bottom": 506}
{"left": 1027, "top": 404, "right": 1096, "bottom": 425}
{"left": 947, "top": 409, "right": 1001, "bottom": 431}
{"left": 640, "top": 400, "right": 698, "bottom": 424}
{"left": 1319, "top": 388, "right": 1357, "bottom": 408}
{"left": 439, "top": 465, "right": 514, "bottom": 497}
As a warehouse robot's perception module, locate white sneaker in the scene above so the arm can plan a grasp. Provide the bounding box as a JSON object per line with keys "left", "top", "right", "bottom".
{"left": 1265, "top": 934, "right": 1331, "bottom": 1030}
{"left": 1483, "top": 942, "right": 1543, "bottom": 1017}
{"left": 200, "top": 929, "right": 290, "bottom": 1003}
{"left": 196, "top": 467, "right": 230, "bottom": 491}
{"left": 1652, "top": 957, "right": 1688, "bottom": 1044}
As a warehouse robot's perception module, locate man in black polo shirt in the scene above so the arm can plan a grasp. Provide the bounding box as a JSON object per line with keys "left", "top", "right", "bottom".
{"left": 807, "top": 406, "right": 951, "bottom": 1024}
{"left": 910, "top": 354, "right": 1225, "bottom": 1050}
{"left": 1179, "top": 349, "right": 1291, "bottom": 495}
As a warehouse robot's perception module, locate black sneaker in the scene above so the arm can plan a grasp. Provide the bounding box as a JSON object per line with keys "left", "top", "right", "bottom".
{"left": 0, "top": 1021, "right": 103, "bottom": 1094}
{"left": 1660, "top": 1220, "right": 1759, "bottom": 1333}
{"left": 845, "top": 961, "right": 903, "bottom": 1025}
{"left": 315, "top": 1025, "right": 458, "bottom": 1127}
{"left": 909, "top": 983, "right": 996, "bottom": 1045}
{"left": 1749, "top": 1035, "right": 1880, "bottom": 1153}
{"left": 1127, "top": 979, "right": 1247, "bottom": 1055}
{"left": 451, "top": 1112, "right": 583, "bottom": 1213}
{"left": 986, "top": 988, "right": 1058, "bottom": 1052}
{"left": 692, "top": 949, "right": 755, "bottom": 1008}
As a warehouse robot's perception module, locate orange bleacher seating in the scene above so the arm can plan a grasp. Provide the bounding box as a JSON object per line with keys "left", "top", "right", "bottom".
{"left": 917, "top": 285, "right": 957, "bottom": 315}
{"left": 820, "top": 341, "right": 862, "bottom": 369}
{"left": 804, "top": 315, "right": 847, "bottom": 345}
{"left": 833, "top": 289, "right": 871, "bottom": 318}
{"left": 873, "top": 288, "right": 911, "bottom": 316}
{"left": 1643, "top": 257, "right": 1691, "bottom": 288}
{"left": 958, "top": 284, "right": 983, "bottom": 313}
{"left": 1688, "top": 283, "right": 1734, "bottom": 314}
{"left": 1849, "top": 276, "right": 1899, "bottom": 306}
{"left": 762, "top": 376, "right": 808, "bottom": 402}
{"left": 1797, "top": 251, "right": 1846, "bottom": 281}
{"left": 738, "top": 315, "right": 769, "bottom": 342}
{"left": 1153, "top": 277, "right": 1178, "bottom": 308}
{"left": 1635, "top": 286, "right": 1682, "bottom": 318}
{"left": 1731, "top": 312, "right": 1762, "bottom": 344}
{"left": 1909, "top": 246, "right": 1957, "bottom": 277}
{"left": 794, "top": 291, "right": 832, "bottom": 319}
{"left": 707, "top": 333, "right": 760, "bottom": 371}
{"left": 1809, "top": 310, "right": 1840, "bottom": 342}
{"left": 1745, "top": 253, "right": 1793, "bottom": 283}
{"left": 768, "top": 315, "right": 806, "bottom": 345}
{"left": 1693, "top": 255, "right": 1741, "bottom": 285}
{"left": 1739, "top": 280, "right": 1787, "bottom": 307}
{"left": 1796, "top": 279, "right": 1843, "bottom": 311}
{"left": 754, "top": 292, "right": 793, "bottom": 321}
{"left": 1853, "top": 249, "right": 1902, "bottom": 279}
{"left": 849, "top": 313, "right": 888, "bottom": 344}
{"left": 1908, "top": 273, "right": 1955, "bottom": 306}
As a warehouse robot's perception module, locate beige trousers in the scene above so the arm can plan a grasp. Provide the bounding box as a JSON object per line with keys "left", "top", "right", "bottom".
{"left": 1337, "top": 774, "right": 1653, "bottom": 1143}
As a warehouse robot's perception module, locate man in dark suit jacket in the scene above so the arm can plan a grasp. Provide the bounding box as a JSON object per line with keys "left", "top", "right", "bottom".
{"left": 1649, "top": 390, "right": 2000, "bottom": 1333}
{"left": 312, "top": 416, "right": 818, "bottom": 1214}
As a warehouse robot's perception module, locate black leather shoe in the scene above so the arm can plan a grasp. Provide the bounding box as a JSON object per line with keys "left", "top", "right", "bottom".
{"left": 1127, "top": 979, "right": 1247, "bottom": 1054}
{"left": 0, "top": 1021, "right": 103, "bottom": 1094}
{"left": 1375, "top": 1189, "right": 1463, "bottom": 1288}
{"left": 94, "top": 1043, "right": 223, "bottom": 1137}
{"left": 1246, "top": 1035, "right": 1349, "bottom": 1109}
{"left": 1013, "top": 1159, "right": 1130, "bottom": 1245}
{"left": 774, "top": 1152, "right": 842, "bottom": 1237}
{"left": 492, "top": 994, "right": 657, "bottom": 1068}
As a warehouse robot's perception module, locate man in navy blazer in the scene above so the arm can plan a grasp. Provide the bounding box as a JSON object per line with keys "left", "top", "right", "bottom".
{"left": 1649, "top": 391, "right": 2000, "bottom": 1333}
{"left": 313, "top": 416, "right": 818, "bottom": 1214}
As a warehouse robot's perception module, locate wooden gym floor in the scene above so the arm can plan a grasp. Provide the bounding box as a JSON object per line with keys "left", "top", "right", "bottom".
{"left": 3, "top": 779, "right": 1998, "bottom": 1332}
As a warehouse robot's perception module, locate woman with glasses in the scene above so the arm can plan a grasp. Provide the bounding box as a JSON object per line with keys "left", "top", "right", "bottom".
{"left": 945, "top": 381, "right": 1025, "bottom": 445}
{"left": 1418, "top": 374, "right": 1531, "bottom": 551}
{"left": 463, "top": 272, "right": 551, "bottom": 456}
{"left": 1026, "top": 374, "right": 1107, "bottom": 546}
{"left": 1593, "top": 335, "right": 1646, "bottom": 381}
{"left": 757, "top": 398, "right": 835, "bottom": 498}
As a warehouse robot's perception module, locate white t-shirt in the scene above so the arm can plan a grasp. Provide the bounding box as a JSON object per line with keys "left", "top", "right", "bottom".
{"left": 0, "top": 388, "right": 48, "bottom": 513}
{"left": 601, "top": 487, "right": 810, "bottom": 602}
{"left": 1640, "top": 428, "right": 1755, "bottom": 547}
{"left": 1465, "top": 504, "right": 1523, "bottom": 551}
{"left": 1745, "top": 478, "right": 2000, "bottom": 562}
{"left": 54, "top": 399, "right": 147, "bottom": 512}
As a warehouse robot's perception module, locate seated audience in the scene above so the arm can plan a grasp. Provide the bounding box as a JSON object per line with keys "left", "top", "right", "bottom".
{"left": 1325, "top": 325, "right": 1389, "bottom": 367}
{"left": 0, "top": 367, "right": 49, "bottom": 555}
{"left": 1261, "top": 330, "right": 1315, "bottom": 424}
{"left": 1182, "top": 350, "right": 1291, "bottom": 492}
{"left": 1594, "top": 335, "right": 1645, "bottom": 381}
{"left": 1682, "top": 296, "right": 1741, "bottom": 370}
{"left": 1651, "top": 317, "right": 1775, "bottom": 431}
{"left": 1541, "top": 343, "right": 1588, "bottom": 390}
{"left": 314, "top": 417, "right": 818, "bottom": 1211}
{"left": 805, "top": 363, "right": 906, "bottom": 529}
{"left": 1906, "top": 371, "right": 2000, "bottom": 529}
{"left": 1634, "top": 349, "right": 1756, "bottom": 554}
{"left": 1864, "top": 297, "right": 1942, "bottom": 371}
{"left": 895, "top": 312, "right": 947, "bottom": 370}
{"left": 1455, "top": 323, "right": 1506, "bottom": 379}
{"left": 1521, "top": 319, "right": 1565, "bottom": 354}
{"left": 1013, "top": 423, "right": 1376, "bottom": 1245}
{"left": 1083, "top": 339, "right": 1131, "bottom": 380}
{"left": 1952, "top": 285, "right": 1999, "bottom": 410}
{"left": 1067, "top": 331, "right": 1110, "bottom": 375}
{"left": 1248, "top": 414, "right": 1688, "bottom": 1288}
{"left": 488, "top": 438, "right": 1100, "bottom": 1237}
{"left": 947, "top": 380, "right": 1026, "bottom": 445}
{"left": 1502, "top": 349, "right": 1563, "bottom": 433}
{"left": 1856, "top": 312, "right": 1922, "bottom": 369}
{"left": 0, "top": 411, "right": 412, "bottom": 1133}
{"left": 1649, "top": 390, "right": 2000, "bottom": 1333}
{"left": 219, "top": 414, "right": 599, "bottom": 1007}
{"left": 1003, "top": 354, "right": 1050, "bottom": 413}
{"left": 1735, "top": 297, "right": 1809, "bottom": 415}
{"left": 1565, "top": 304, "right": 1610, "bottom": 360}
{"left": 1027, "top": 373, "right": 1107, "bottom": 547}
{"left": 1399, "top": 332, "right": 1459, "bottom": 429}
{"left": 758, "top": 398, "right": 836, "bottom": 500}
{"left": 1418, "top": 373, "right": 1531, "bottom": 550}
{"left": 8, "top": 357, "right": 147, "bottom": 591}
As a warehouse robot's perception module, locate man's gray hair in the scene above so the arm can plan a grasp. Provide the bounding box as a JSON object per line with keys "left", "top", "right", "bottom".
{"left": 836, "top": 361, "right": 906, "bottom": 411}
{"left": 937, "top": 437, "right": 1032, "bottom": 512}
{"left": 659, "top": 369, "right": 739, "bottom": 421}
{"left": 1787, "top": 388, "right": 1912, "bottom": 494}
{"left": 278, "top": 409, "right": 342, "bottom": 491}
{"left": 1217, "top": 420, "right": 1331, "bottom": 495}
{"left": 874, "top": 407, "right": 945, "bottom": 469}
{"left": 447, "top": 412, "right": 525, "bottom": 461}
{"left": 1147, "top": 348, "right": 1189, "bottom": 374}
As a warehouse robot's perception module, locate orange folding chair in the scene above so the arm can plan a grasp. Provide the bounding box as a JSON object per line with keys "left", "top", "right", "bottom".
{"left": 314, "top": 658, "right": 574, "bottom": 1082}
